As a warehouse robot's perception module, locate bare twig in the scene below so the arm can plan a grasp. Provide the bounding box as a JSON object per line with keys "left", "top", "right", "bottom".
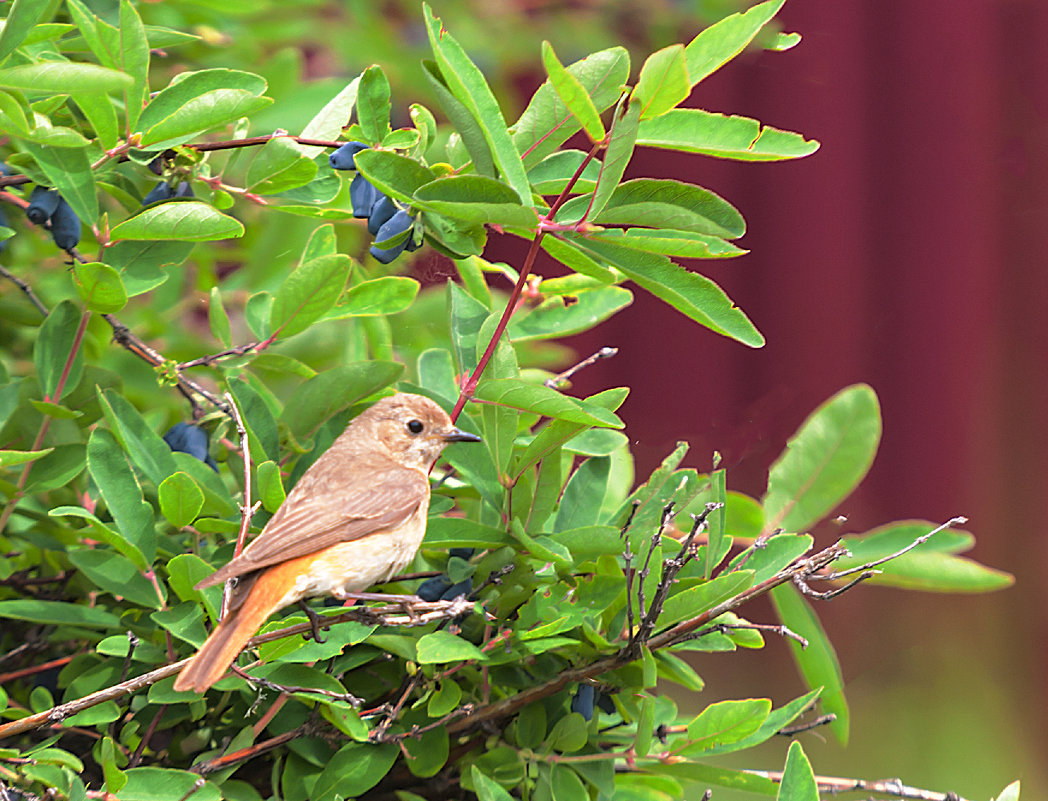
{"left": 679, "top": 620, "right": 808, "bottom": 649}
{"left": 749, "top": 770, "right": 969, "bottom": 801}
{"left": 222, "top": 391, "right": 261, "bottom": 618}
{"left": 228, "top": 665, "right": 363, "bottom": 707}
{"left": 370, "top": 672, "right": 424, "bottom": 740}
{"left": 189, "top": 721, "right": 325, "bottom": 775}
{"left": 0, "top": 264, "right": 48, "bottom": 316}
{"left": 128, "top": 704, "right": 167, "bottom": 767}
{"left": 775, "top": 713, "right": 836, "bottom": 736}
{"left": 620, "top": 501, "right": 640, "bottom": 645}
{"left": 544, "top": 347, "right": 618, "bottom": 389}
{"left": 0, "top": 597, "right": 473, "bottom": 741}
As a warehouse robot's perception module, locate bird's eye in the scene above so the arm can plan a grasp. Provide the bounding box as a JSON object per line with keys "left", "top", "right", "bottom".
{"left": 406, "top": 419, "right": 424, "bottom": 434}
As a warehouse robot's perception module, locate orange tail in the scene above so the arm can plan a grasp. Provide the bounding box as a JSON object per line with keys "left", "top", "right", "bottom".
{"left": 173, "top": 567, "right": 292, "bottom": 693}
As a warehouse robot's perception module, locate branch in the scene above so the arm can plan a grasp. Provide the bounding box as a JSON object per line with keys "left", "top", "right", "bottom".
{"left": 0, "top": 597, "right": 473, "bottom": 741}
{"left": 750, "top": 769, "right": 970, "bottom": 801}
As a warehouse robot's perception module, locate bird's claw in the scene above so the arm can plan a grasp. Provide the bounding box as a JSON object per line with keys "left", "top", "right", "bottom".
{"left": 298, "top": 600, "right": 328, "bottom": 643}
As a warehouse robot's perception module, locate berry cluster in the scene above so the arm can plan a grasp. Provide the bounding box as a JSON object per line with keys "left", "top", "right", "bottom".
{"left": 0, "top": 164, "right": 82, "bottom": 253}
{"left": 329, "top": 142, "right": 421, "bottom": 264}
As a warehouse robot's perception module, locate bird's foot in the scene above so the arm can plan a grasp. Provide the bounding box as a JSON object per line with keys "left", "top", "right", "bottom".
{"left": 297, "top": 600, "right": 328, "bottom": 643}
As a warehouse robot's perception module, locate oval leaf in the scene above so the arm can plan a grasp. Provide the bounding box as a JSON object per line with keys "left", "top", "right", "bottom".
{"left": 110, "top": 201, "right": 245, "bottom": 242}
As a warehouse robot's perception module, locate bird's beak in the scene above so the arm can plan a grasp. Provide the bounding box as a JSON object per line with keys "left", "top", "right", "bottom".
{"left": 443, "top": 426, "right": 482, "bottom": 443}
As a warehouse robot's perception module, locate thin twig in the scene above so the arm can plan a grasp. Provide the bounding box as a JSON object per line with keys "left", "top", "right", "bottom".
{"left": 544, "top": 347, "right": 618, "bottom": 389}
{"left": 0, "top": 264, "right": 48, "bottom": 316}
{"left": 190, "top": 721, "right": 324, "bottom": 775}
{"left": 228, "top": 665, "right": 362, "bottom": 707}
{"left": 775, "top": 713, "right": 836, "bottom": 736}
{"left": 679, "top": 621, "right": 808, "bottom": 649}
{"left": 222, "top": 391, "right": 260, "bottom": 618}
{"left": 128, "top": 704, "right": 166, "bottom": 768}
{"left": 749, "top": 770, "right": 969, "bottom": 801}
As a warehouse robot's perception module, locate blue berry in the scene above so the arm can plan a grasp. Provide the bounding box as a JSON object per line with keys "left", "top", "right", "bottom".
{"left": 449, "top": 548, "right": 475, "bottom": 561}
{"left": 441, "top": 577, "right": 472, "bottom": 601}
{"left": 417, "top": 576, "right": 452, "bottom": 602}
{"left": 369, "top": 209, "right": 414, "bottom": 264}
{"left": 142, "top": 181, "right": 176, "bottom": 205}
{"left": 329, "top": 141, "right": 369, "bottom": 170}
{"left": 571, "top": 685, "right": 596, "bottom": 720}
{"left": 49, "top": 198, "right": 80, "bottom": 250}
{"left": 163, "top": 422, "right": 218, "bottom": 471}
{"left": 174, "top": 181, "right": 194, "bottom": 198}
{"left": 367, "top": 195, "right": 397, "bottom": 235}
{"left": 26, "top": 187, "right": 60, "bottom": 224}
{"left": 0, "top": 206, "right": 9, "bottom": 253}
{"left": 350, "top": 173, "right": 381, "bottom": 218}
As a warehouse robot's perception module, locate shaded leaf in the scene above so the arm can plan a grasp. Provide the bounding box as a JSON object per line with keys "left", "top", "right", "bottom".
{"left": 540, "top": 41, "right": 605, "bottom": 141}
{"left": 269, "top": 254, "right": 352, "bottom": 338}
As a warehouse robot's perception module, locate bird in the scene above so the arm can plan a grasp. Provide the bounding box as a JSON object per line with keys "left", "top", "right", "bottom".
{"left": 173, "top": 393, "right": 481, "bottom": 692}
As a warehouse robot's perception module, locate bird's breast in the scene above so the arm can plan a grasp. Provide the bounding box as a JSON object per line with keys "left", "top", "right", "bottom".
{"left": 274, "top": 507, "right": 428, "bottom": 608}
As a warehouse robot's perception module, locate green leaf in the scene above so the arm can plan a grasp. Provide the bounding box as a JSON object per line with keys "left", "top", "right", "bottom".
{"left": 67, "top": 548, "right": 161, "bottom": 609}
{"left": 87, "top": 427, "right": 157, "bottom": 563}
{"left": 581, "top": 97, "right": 639, "bottom": 222}
{"left": 575, "top": 237, "right": 763, "bottom": 347}
{"left": 402, "top": 725, "right": 448, "bottom": 779}
{"left": 634, "top": 44, "right": 690, "bottom": 120}
{"left": 299, "top": 77, "right": 360, "bottom": 157}
{"left": 416, "top": 630, "right": 485, "bottom": 664}
{"left": 726, "top": 532, "right": 812, "bottom": 584}
{"left": 421, "top": 60, "right": 495, "bottom": 177}
{"left": 685, "top": 0, "right": 786, "bottom": 87}
{"left": 110, "top": 201, "right": 245, "bottom": 242}
{"left": 256, "top": 460, "right": 286, "bottom": 513}
{"left": 136, "top": 69, "right": 271, "bottom": 149}
{"left": 554, "top": 457, "right": 610, "bottom": 532}
{"left": 777, "top": 741, "right": 818, "bottom": 801}
{"left": 701, "top": 688, "right": 822, "bottom": 757}
{"left": 354, "top": 148, "right": 436, "bottom": 205}
{"left": 227, "top": 376, "right": 280, "bottom": 462}
{"left": 550, "top": 765, "right": 588, "bottom": 801}
{"left": 115, "top": 768, "right": 221, "bottom": 801}
{"left": 770, "top": 583, "right": 849, "bottom": 742}
{"left": 509, "top": 286, "right": 632, "bottom": 341}
{"left": 107, "top": 240, "right": 194, "bottom": 297}
{"left": 637, "top": 108, "right": 820, "bottom": 161}
{"left": 422, "top": 5, "right": 531, "bottom": 204}
{"left": 0, "top": 599, "right": 120, "bottom": 629}
{"left": 72, "top": 262, "right": 127, "bottom": 313}
{"left": 686, "top": 698, "right": 771, "bottom": 750}
{"left": 764, "top": 384, "right": 881, "bottom": 532}
{"left": 0, "top": 62, "right": 132, "bottom": 94}
{"left": 540, "top": 42, "right": 605, "bottom": 141}
{"left": 526, "top": 149, "right": 602, "bottom": 195}
{"left": 588, "top": 227, "right": 746, "bottom": 259}
{"left": 705, "top": 468, "right": 728, "bottom": 577}
{"left": 539, "top": 236, "right": 617, "bottom": 283}
{"left": 246, "top": 137, "right": 318, "bottom": 194}
{"left": 474, "top": 378, "right": 623, "bottom": 428}
{"left": 356, "top": 64, "right": 391, "bottom": 144}
{"left": 280, "top": 362, "right": 404, "bottom": 439}
{"left": 0, "top": 448, "right": 53, "bottom": 468}
{"left": 447, "top": 279, "right": 490, "bottom": 373}
{"left": 836, "top": 522, "right": 1013, "bottom": 593}
{"left": 994, "top": 781, "right": 1022, "bottom": 801}
{"left": 268, "top": 254, "right": 352, "bottom": 338}
{"left": 513, "top": 46, "right": 630, "bottom": 167}
{"left": 34, "top": 300, "right": 85, "bottom": 402}
{"left": 0, "top": 0, "right": 51, "bottom": 62}
{"left": 23, "top": 141, "right": 97, "bottom": 224}
{"left": 49, "top": 506, "right": 148, "bottom": 571}
{"left": 208, "top": 287, "right": 232, "bottom": 347}
{"left": 424, "top": 518, "right": 513, "bottom": 549}
{"left": 312, "top": 743, "right": 397, "bottom": 801}
{"left": 568, "top": 177, "right": 745, "bottom": 237}
{"left": 427, "top": 678, "right": 462, "bottom": 718}
{"left": 97, "top": 389, "right": 178, "bottom": 486}
{"left": 326, "top": 276, "right": 419, "bottom": 319}
{"left": 117, "top": 0, "right": 149, "bottom": 131}
{"left": 658, "top": 570, "right": 754, "bottom": 626}
{"left": 158, "top": 472, "right": 204, "bottom": 528}
{"left": 414, "top": 175, "right": 538, "bottom": 228}
{"left": 661, "top": 763, "right": 778, "bottom": 795}
{"left": 471, "top": 767, "right": 515, "bottom": 801}
{"left": 545, "top": 712, "right": 588, "bottom": 753}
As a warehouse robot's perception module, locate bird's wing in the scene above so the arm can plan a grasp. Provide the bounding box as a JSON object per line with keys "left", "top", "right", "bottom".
{"left": 196, "top": 461, "right": 429, "bottom": 589}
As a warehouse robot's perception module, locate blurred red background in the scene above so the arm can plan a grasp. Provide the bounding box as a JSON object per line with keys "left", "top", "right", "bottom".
{"left": 482, "top": 1, "right": 1048, "bottom": 796}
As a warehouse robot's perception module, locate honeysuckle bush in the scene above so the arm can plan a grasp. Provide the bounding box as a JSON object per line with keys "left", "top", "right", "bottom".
{"left": 0, "top": 1, "right": 1019, "bottom": 800}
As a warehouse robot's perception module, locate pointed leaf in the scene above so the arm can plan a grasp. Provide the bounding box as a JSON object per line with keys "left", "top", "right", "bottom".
{"left": 634, "top": 44, "right": 690, "bottom": 120}
{"left": 423, "top": 5, "right": 531, "bottom": 203}
{"left": 414, "top": 175, "right": 538, "bottom": 227}
{"left": 72, "top": 262, "right": 127, "bottom": 313}
{"left": 541, "top": 41, "right": 605, "bottom": 141}
{"left": 580, "top": 97, "right": 639, "bottom": 222}
{"left": 110, "top": 201, "right": 244, "bottom": 242}
{"left": 508, "top": 286, "right": 632, "bottom": 341}
{"left": 588, "top": 228, "right": 746, "bottom": 259}
{"left": 764, "top": 384, "right": 881, "bottom": 532}
{"left": 300, "top": 77, "right": 360, "bottom": 158}
{"left": 246, "top": 137, "right": 318, "bottom": 194}
{"left": 34, "top": 300, "right": 85, "bottom": 402}
{"left": 97, "top": 389, "right": 178, "bottom": 485}
{"left": 686, "top": 698, "right": 772, "bottom": 750}
{"left": 421, "top": 60, "right": 495, "bottom": 177}
{"left": 658, "top": 570, "right": 754, "bottom": 626}
{"left": 23, "top": 141, "right": 97, "bottom": 224}
{"left": 117, "top": 0, "right": 149, "bottom": 131}
{"left": 268, "top": 253, "right": 352, "bottom": 338}
{"left": 770, "top": 583, "right": 849, "bottom": 742}
{"left": 354, "top": 148, "right": 436, "bottom": 205}
{"left": 473, "top": 378, "right": 623, "bottom": 428}
{"left": 0, "top": 0, "right": 51, "bottom": 62}
{"left": 87, "top": 428, "right": 157, "bottom": 563}
{"left": 778, "top": 741, "right": 819, "bottom": 801}
{"left": 685, "top": 0, "right": 786, "bottom": 87}
{"left": 638, "top": 108, "right": 819, "bottom": 160}
{"left": 575, "top": 236, "right": 763, "bottom": 346}
{"left": 325, "top": 276, "right": 419, "bottom": 319}
{"left": 0, "top": 599, "right": 119, "bottom": 629}
{"left": 416, "top": 631, "right": 486, "bottom": 664}
{"left": 280, "top": 362, "right": 404, "bottom": 439}
{"left": 356, "top": 64, "right": 391, "bottom": 144}
{"left": 0, "top": 62, "right": 132, "bottom": 94}
{"left": 67, "top": 548, "right": 161, "bottom": 608}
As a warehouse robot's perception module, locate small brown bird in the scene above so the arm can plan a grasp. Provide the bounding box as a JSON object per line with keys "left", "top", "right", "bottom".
{"left": 173, "top": 393, "right": 481, "bottom": 692}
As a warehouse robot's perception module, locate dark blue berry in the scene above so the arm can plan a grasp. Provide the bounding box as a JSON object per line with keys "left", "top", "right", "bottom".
{"left": 596, "top": 692, "right": 616, "bottom": 715}
{"left": 329, "top": 141, "right": 368, "bottom": 170}
{"left": 0, "top": 206, "right": 10, "bottom": 253}
{"left": 441, "top": 577, "right": 472, "bottom": 601}
{"left": 367, "top": 195, "right": 397, "bottom": 235}
{"left": 350, "top": 174, "right": 381, "bottom": 218}
{"left": 142, "top": 181, "right": 176, "bottom": 205}
{"left": 174, "top": 181, "right": 194, "bottom": 198}
{"left": 163, "top": 422, "right": 218, "bottom": 471}
{"left": 417, "top": 576, "right": 452, "bottom": 602}
{"left": 369, "top": 209, "right": 414, "bottom": 264}
{"left": 49, "top": 198, "right": 80, "bottom": 250}
{"left": 449, "top": 548, "right": 475, "bottom": 561}
{"left": 571, "top": 684, "right": 596, "bottom": 720}
{"left": 26, "top": 187, "right": 60, "bottom": 224}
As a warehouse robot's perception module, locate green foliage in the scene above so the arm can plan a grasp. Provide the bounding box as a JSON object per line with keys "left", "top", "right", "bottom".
{"left": 0, "top": 1, "right": 1015, "bottom": 801}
